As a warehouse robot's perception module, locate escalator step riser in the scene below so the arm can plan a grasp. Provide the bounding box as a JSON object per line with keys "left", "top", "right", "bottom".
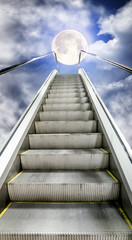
{"left": 44, "top": 97, "right": 88, "bottom": 104}
{"left": 39, "top": 111, "right": 93, "bottom": 121}
{"left": 21, "top": 149, "right": 109, "bottom": 170}
{"left": 8, "top": 170, "right": 119, "bottom": 202}
{"left": 49, "top": 89, "right": 85, "bottom": 93}
{"left": 48, "top": 92, "right": 87, "bottom": 98}
{"left": 43, "top": 103, "right": 90, "bottom": 111}
{"left": 8, "top": 183, "right": 119, "bottom": 202}
{"left": 29, "top": 133, "right": 102, "bottom": 149}
{"left": 35, "top": 121, "right": 97, "bottom": 134}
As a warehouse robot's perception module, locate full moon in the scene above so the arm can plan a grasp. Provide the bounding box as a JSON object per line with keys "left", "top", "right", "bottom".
{"left": 52, "top": 30, "right": 88, "bottom": 65}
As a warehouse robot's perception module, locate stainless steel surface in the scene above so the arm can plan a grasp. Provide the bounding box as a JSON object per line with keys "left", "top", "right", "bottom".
{"left": 35, "top": 121, "right": 97, "bottom": 133}
{"left": 43, "top": 103, "right": 90, "bottom": 111}
{"left": 39, "top": 110, "right": 93, "bottom": 121}
{"left": 29, "top": 133, "right": 102, "bottom": 149}
{"left": 48, "top": 92, "right": 87, "bottom": 97}
{"left": 78, "top": 50, "right": 132, "bottom": 74}
{"left": 52, "top": 80, "right": 83, "bottom": 83}
{"left": 49, "top": 88, "right": 85, "bottom": 93}
{"left": 0, "top": 202, "right": 131, "bottom": 237}
{"left": 51, "top": 85, "right": 84, "bottom": 89}
{"left": 8, "top": 170, "right": 119, "bottom": 201}
{"left": 21, "top": 149, "right": 109, "bottom": 170}
{"left": 45, "top": 97, "right": 88, "bottom": 104}
{"left": 52, "top": 83, "right": 83, "bottom": 86}
{"left": 0, "top": 184, "right": 9, "bottom": 213}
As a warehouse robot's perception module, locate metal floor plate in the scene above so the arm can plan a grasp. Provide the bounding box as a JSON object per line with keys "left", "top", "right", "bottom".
{"left": 8, "top": 170, "right": 119, "bottom": 202}
{"left": 0, "top": 202, "right": 131, "bottom": 234}
{"left": 9, "top": 170, "right": 116, "bottom": 184}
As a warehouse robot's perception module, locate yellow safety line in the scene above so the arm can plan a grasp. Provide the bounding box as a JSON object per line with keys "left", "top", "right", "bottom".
{"left": 116, "top": 202, "right": 132, "bottom": 229}
{"left": 100, "top": 148, "right": 109, "bottom": 154}
{"left": 0, "top": 202, "right": 12, "bottom": 218}
{"left": 8, "top": 171, "right": 23, "bottom": 184}
{"left": 20, "top": 149, "right": 30, "bottom": 155}
{"left": 106, "top": 170, "right": 119, "bottom": 182}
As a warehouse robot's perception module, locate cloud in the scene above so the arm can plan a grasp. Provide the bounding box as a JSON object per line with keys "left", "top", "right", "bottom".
{"left": 0, "top": 0, "right": 91, "bottom": 148}
{"left": 97, "top": 75, "right": 132, "bottom": 147}
{"left": 0, "top": 67, "right": 46, "bottom": 148}
{"left": 83, "top": 1, "right": 132, "bottom": 148}
{"left": 85, "top": 1, "right": 132, "bottom": 69}
{"left": 0, "top": 0, "right": 93, "bottom": 67}
{"left": 55, "top": 0, "right": 84, "bottom": 8}
{"left": 0, "top": 0, "right": 131, "bottom": 149}
{"left": 97, "top": 1, "right": 132, "bottom": 37}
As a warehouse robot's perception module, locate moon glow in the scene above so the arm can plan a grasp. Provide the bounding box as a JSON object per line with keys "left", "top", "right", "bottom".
{"left": 52, "top": 30, "right": 88, "bottom": 65}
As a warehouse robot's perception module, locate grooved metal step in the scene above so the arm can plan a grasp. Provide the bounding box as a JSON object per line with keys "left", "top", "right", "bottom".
{"left": 21, "top": 149, "right": 109, "bottom": 170}
{"left": 35, "top": 121, "right": 97, "bottom": 133}
{"left": 39, "top": 111, "right": 93, "bottom": 121}
{"left": 48, "top": 92, "right": 87, "bottom": 98}
{"left": 53, "top": 79, "right": 82, "bottom": 82}
{"left": 50, "top": 87, "right": 84, "bottom": 90}
{"left": 53, "top": 81, "right": 82, "bottom": 84}
{"left": 53, "top": 78, "right": 82, "bottom": 80}
{"left": 43, "top": 103, "right": 90, "bottom": 111}
{"left": 49, "top": 89, "right": 85, "bottom": 93}
{"left": 29, "top": 133, "right": 102, "bottom": 149}
{"left": 52, "top": 83, "right": 83, "bottom": 86}
{"left": 0, "top": 202, "right": 131, "bottom": 239}
{"left": 8, "top": 171, "right": 119, "bottom": 201}
{"left": 45, "top": 97, "right": 88, "bottom": 104}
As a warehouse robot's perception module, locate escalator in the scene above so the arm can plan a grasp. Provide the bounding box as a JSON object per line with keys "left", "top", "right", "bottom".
{"left": 0, "top": 72, "right": 131, "bottom": 239}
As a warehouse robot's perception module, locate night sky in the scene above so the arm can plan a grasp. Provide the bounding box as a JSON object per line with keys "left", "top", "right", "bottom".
{"left": 0, "top": 0, "right": 132, "bottom": 148}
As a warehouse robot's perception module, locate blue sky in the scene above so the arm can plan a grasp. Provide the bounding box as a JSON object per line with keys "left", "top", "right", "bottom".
{"left": 0, "top": 0, "right": 132, "bottom": 148}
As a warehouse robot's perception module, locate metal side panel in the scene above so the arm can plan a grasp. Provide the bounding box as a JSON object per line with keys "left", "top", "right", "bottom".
{"left": 0, "top": 202, "right": 131, "bottom": 239}
{"left": 21, "top": 149, "right": 109, "bottom": 170}
{"left": 29, "top": 133, "right": 102, "bottom": 149}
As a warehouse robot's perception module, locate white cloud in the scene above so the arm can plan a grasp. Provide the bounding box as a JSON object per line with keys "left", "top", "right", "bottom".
{"left": 0, "top": 0, "right": 131, "bottom": 149}
{"left": 0, "top": 0, "right": 93, "bottom": 148}
{"left": 0, "top": 0, "right": 93, "bottom": 66}
{"left": 98, "top": 1, "right": 132, "bottom": 36}
{"left": 55, "top": 0, "right": 84, "bottom": 8}
{"left": 0, "top": 70, "right": 38, "bottom": 148}
{"left": 85, "top": 1, "right": 132, "bottom": 69}
{"left": 97, "top": 75, "right": 132, "bottom": 147}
